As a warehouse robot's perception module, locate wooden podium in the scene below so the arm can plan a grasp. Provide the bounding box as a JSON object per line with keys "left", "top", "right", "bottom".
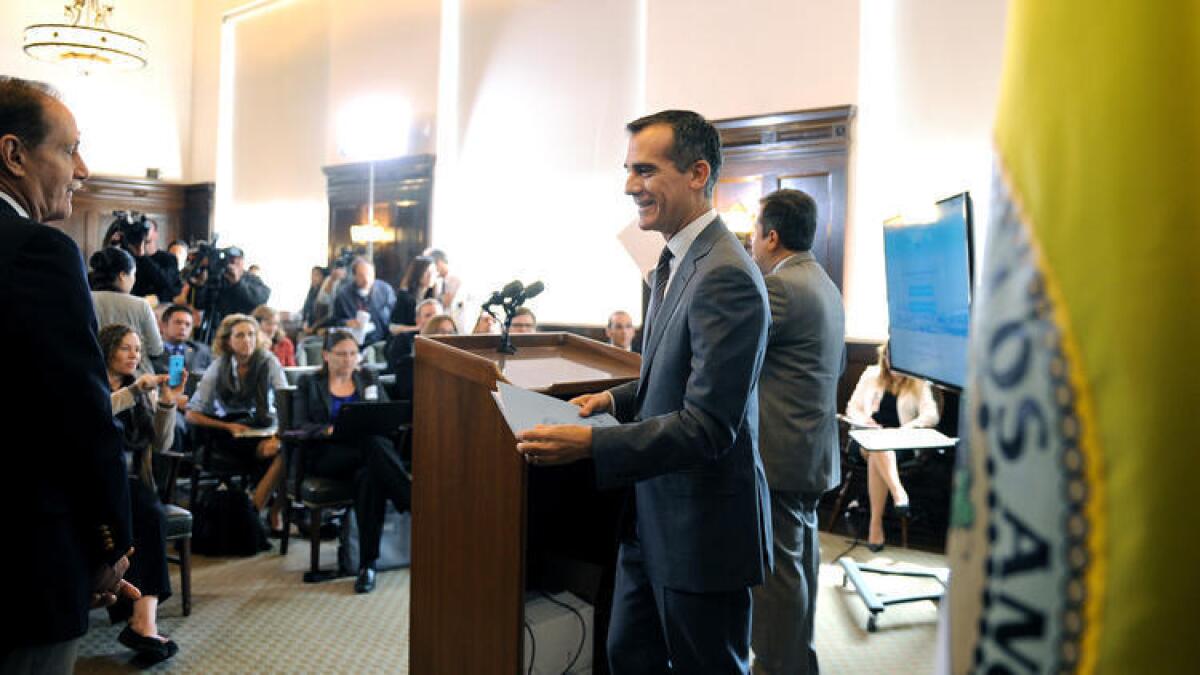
{"left": 411, "top": 333, "right": 640, "bottom": 673}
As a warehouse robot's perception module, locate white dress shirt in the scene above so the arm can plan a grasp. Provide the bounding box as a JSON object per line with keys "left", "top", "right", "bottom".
{"left": 0, "top": 190, "right": 30, "bottom": 219}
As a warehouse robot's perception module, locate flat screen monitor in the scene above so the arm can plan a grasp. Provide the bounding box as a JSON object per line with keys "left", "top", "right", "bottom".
{"left": 882, "top": 192, "right": 974, "bottom": 390}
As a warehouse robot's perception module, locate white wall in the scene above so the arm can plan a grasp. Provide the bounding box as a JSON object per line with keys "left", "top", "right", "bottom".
{"left": 219, "top": 0, "right": 331, "bottom": 313}
{"left": 645, "top": 0, "right": 859, "bottom": 117}
{"left": 188, "top": 0, "right": 448, "bottom": 313}
{"left": 0, "top": 0, "right": 194, "bottom": 180}
{"left": 181, "top": 0, "right": 1008, "bottom": 329}
{"left": 432, "top": 0, "right": 643, "bottom": 325}
{"left": 848, "top": 0, "right": 1008, "bottom": 338}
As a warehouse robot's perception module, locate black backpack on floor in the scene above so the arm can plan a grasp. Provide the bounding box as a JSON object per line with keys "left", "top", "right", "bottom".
{"left": 192, "top": 486, "right": 270, "bottom": 556}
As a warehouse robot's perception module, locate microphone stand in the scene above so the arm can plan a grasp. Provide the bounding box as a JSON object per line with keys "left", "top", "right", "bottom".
{"left": 496, "top": 298, "right": 519, "bottom": 355}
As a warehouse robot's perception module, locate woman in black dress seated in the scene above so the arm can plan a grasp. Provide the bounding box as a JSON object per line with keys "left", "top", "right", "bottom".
{"left": 185, "top": 313, "right": 288, "bottom": 527}
{"left": 845, "top": 342, "right": 940, "bottom": 551}
{"left": 293, "top": 329, "right": 412, "bottom": 593}
{"left": 101, "top": 324, "right": 187, "bottom": 663}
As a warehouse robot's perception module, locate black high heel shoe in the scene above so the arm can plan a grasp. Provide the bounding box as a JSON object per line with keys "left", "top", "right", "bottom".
{"left": 894, "top": 502, "right": 912, "bottom": 518}
{"left": 865, "top": 541, "right": 886, "bottom": 553}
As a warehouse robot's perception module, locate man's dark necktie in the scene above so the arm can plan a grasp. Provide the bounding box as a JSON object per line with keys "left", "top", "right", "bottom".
{"left": 645, "top": 247, "right": 674, "bottom": 344}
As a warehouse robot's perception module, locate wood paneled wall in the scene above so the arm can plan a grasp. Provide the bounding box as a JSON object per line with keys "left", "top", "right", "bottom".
{"left": 58, "top": 176, "right": 214, "bottom": 261}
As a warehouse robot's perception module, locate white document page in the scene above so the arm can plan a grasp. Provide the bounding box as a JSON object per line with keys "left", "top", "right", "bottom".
{"left": 493, "top": 382, "right": 619, "bottom": 435}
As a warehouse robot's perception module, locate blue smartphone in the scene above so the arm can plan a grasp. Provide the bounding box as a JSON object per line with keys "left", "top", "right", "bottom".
{"left": 168, "top": 354, "right": 185, "bottom": 388}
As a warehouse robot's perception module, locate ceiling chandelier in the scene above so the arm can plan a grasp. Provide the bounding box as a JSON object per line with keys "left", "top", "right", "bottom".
{"left": 23, "top": 0, "right": 148, "bottom": 74}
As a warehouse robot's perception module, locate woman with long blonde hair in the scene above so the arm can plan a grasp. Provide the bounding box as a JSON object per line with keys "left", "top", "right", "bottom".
{"left": 186, "top": 314, "right": 288, "bottom": 528}
{"left": 845, "top": 341, "right": 939, "bottom": 551}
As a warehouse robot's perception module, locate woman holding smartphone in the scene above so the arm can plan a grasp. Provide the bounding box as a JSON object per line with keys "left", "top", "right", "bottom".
{"left": 101, "top": 324, "right": 187, "bottom": 663}
{"left": 292, "top": 329, "right": 412, "bottom": 593}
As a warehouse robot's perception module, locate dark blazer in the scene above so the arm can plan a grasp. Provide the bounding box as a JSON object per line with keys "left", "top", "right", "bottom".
{"left": 0, "top": 199, "right": 133, "bottom": 648}
{"left": 292, "top": 368, "right": 388, "bottom": 438}
{"left": 333, "top": 280, "right": 397, "bottom": 345}
{"left": 592, "top": 217, "right": 773, "bottom": 593}
{"left": 151, "top": 340, "right": 213, "bottom": 376}
{"left": 757, "top": 252, "right": 845, "bottom": 494}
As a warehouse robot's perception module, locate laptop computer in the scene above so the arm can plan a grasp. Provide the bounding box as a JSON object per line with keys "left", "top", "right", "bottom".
{"left": 332, "top": 401, "right": 411, "bottom": 439}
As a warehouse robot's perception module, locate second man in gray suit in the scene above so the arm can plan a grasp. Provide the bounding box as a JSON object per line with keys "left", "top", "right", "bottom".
{"left": 749, "top": 189, "right": 845, "bottom": 674}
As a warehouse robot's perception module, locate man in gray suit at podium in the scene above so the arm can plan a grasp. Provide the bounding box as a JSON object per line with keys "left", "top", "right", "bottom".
{"left": 749, "top": 189, "right": 845, "bottom": 674}
{"left": 518, "top": 110, "right": 772, "bottom": 673}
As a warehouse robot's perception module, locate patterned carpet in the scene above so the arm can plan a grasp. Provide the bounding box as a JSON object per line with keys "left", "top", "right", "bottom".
{"left": 75, "top": 532, "right": 942, "bottom": 673}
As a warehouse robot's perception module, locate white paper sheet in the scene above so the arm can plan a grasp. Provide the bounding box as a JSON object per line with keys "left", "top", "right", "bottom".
{"left": 493, "top": 382, "right": 619, "bottom": 434}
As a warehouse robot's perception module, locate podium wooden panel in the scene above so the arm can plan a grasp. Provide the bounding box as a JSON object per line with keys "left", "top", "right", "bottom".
{"left": 411, "top": 333, "right": 639, "bottom": 674}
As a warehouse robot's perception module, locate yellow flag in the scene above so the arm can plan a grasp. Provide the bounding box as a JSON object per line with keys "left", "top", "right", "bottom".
{"left": 948, "top": 3, "right": 1200, "bottom": 673}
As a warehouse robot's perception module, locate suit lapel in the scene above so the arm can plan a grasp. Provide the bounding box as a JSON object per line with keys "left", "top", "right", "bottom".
{"left": 638, "top": 218, "right": 726, "bottom": 389}
{"left": 317, "top": 372, "right": 334, "bottom": 421}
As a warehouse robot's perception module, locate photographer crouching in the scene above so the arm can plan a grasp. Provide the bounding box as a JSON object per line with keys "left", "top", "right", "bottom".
{"left": 103, "top": 211, "right": 182, "bottom": 306}
{"left": 181, "top": 241, "right": 271, "bottom": 344}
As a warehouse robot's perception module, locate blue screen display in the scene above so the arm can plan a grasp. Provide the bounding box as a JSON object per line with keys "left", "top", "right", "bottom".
{"left": 883, "top": 193, "right": 972, "bottom": 389}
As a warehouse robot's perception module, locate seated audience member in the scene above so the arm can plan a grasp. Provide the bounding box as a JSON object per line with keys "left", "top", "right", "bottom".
{"left": 309, "top": 260, "right": 347, "bottom": 333}
{"left": 292, "top": 330, "right": 412, "bottom": 593}
{"left": 845, "top": 341, "right": 939, "bottom": 551}
{"left": 510, "top": 307, "right": 537, "bottom": 333}
{"left": 420, "top": 314, "right": 458, "bottom": 336}
{"left": 153, "top": 304, "right": 212, "bottom": 455}
{"left": 153, "top": 304, "right": 212, "bottom": 375}
{"left": 253, "top": 304, "right": 297, "bottom": 367}
{"left": 334, "top": 257, "right": 396, "bottom": 346}
{"left": 388, "top": 298, "right": 442, "bottom": 400}
{"left": 186, "top": 314, "right": 288, "bottom": 527}
{"left": 300, "top": 265, "right": 326, "bottom": 332}
{"left": 423, "top": 248, "right": 461, "bottom": 310}
{"left": 388, "top": 256, "right": 436, "bottom": 340}
{"left": 471, "top": 312, "right": 497, "bottom": 335}
{"left": 90, "top": 247, "right": 164, "bottom": 376}
{"left": 101, "top": 324, "right": 187, "bottom": 663}
{"left": 605, "top": 310, "right": 636, "bottom": 351}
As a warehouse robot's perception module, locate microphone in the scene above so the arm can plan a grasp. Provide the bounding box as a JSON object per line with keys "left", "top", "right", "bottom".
{"left": 500, "top": 280, "right": 524, "bottom": 301}
{"left": 516, "top": 281, "right": 545, "bottom": 304}
{"left": 481, "top": 290, "right": 504, "bottom": 309}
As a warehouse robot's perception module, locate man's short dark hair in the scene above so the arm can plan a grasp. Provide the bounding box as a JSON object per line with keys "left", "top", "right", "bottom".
{"left": 0, "top": 77, "right": 60, "bottom": 150}
{"left": 626, "top": 110, "right": 722, "bottom": 198}
{"left": 426, "top": 249, "right": 448, "bottom": 264}
{"left": 759, "top": 189, "right": 818, "bottom": 252}
{"left": 162, "top": 304, "right": 194, "bottom": 324}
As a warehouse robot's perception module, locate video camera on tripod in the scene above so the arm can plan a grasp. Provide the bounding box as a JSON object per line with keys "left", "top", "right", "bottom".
{"left": 181, "top": 236, "right": 244, "bottom": 288}
{"left": 104, "top": 210, "right": 152, "bottom": 250}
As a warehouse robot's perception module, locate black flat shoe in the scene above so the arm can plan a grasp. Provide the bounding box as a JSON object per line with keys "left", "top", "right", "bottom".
{"left": 355, "top": 566, "right": 377, "bottom": 594}
{"left": 118, "top": 625, "right": 179, "bottom": 662}
{"left": 865, "top": 541, "right": 886, "bottom": 553}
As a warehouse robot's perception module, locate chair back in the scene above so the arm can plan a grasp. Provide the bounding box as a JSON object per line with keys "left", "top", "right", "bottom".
{"left": 284, "top": 365, "right": 320, "bottom": 387}
{"left": 297, "top": 335, "right": 323, "bottom": 366}
{"left": 362, "top": 341, "right": 387, "bottom": 365}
